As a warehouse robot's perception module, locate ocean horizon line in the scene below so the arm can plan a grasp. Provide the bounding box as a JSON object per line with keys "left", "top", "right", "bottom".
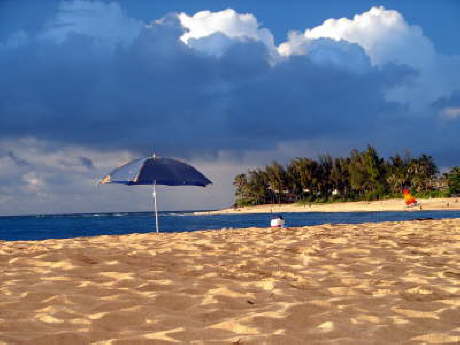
{"left": 0, "top": 209, "right": 219, "bottom": 219}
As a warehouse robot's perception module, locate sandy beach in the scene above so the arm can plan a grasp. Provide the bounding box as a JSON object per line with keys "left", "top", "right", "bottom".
{"left": 195, "top": 197, "right": 460, "bottom": 215}
{"left": 1, "top": 218, "right": 459, "bottom": 344}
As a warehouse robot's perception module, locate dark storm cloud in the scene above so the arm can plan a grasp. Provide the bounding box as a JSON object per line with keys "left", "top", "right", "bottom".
{"left": 226, "top": 57, "right": 411, "bottom": 146}
{"left": 422, "top": 91, "right": 460, "bottom": 166}
{"left": 0, "top": 4, "right": 458, "bottom": 164}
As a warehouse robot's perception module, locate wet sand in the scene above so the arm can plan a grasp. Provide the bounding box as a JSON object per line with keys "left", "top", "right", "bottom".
{"left": 196, "top": 197, "right": 460, "bottom": 215}
{"left": 1, "top": 218, "right": 459, "bottom": 344}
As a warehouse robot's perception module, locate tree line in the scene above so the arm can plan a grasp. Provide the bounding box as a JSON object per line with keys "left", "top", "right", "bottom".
{"left": 233, "top": 145, "right": 460, "bottom": 207}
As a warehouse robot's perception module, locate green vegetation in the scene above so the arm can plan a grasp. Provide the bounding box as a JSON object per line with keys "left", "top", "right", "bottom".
{"left": 233, "top": 145, "right": 456, "bottom": 207}
{"left": 446, "top": 166, "right": 460, "bottom": 195}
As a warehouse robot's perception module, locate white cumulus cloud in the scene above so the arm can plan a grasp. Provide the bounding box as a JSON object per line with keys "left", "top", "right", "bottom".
{"left": 178, "top": 9, "right": 275, "bottom": 56}
{"left": 279, "top": 6, "right": 432, "bottom": 66}
{"left": 278, "top": 6, "right": 460, "bottom": 109}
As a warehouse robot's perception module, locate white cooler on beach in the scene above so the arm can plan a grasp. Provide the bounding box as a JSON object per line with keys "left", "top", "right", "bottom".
{"left": 271, "top": 216, "right": 285, "bottom": 227}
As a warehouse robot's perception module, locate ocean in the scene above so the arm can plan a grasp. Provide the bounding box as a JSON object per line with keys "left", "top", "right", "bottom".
{"left": 1, "top": 210, "right": 460, "bottom": 241}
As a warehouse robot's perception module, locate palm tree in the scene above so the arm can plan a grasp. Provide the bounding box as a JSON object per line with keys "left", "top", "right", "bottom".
{"left": 330, "top": 157, "right": 350, "bottom": 198}
{"left": 247, "top": 169, "right": 269, "bottom": 205}
{"left": 317, "top": 154, "right": 333, "bottom": 199}
{"left": 386, "top": 154, "right": 409, "bottom": 194}
{"left": 407, "top": 154, "right": 438, "bottom": 192}
{"left": 233, "top": 173, "right": 249, "bottom": 206}
{"left": 447, "top": 166, "right": 460, "bottom": 195}
{"left": 265, "top": 162, "right": 287, "bottom": 204}
{"left": 287, "top": 161, "right": 302, "bottom": 200}
{"left": 287, "top": 157, "right": 318, "bottom": 200}
{"left": 362, "top": 145, "right": 387, "bottom": 197}
{"left": 348, "top": 146, "right": 386, "bottom": 199}
{"left": 348, "top": 149, "right": 367, "bottom": 197}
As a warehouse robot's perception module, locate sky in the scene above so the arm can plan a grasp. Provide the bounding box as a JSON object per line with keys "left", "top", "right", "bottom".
{"left": 0, "top": 0, "right": 459, "bottom": 215}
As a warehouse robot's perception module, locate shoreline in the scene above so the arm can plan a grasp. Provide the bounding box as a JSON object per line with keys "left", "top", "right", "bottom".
{"left": 195, "top": 197, "right": 460, "bottom": 215}
{"left": 1, "top": 218, "right": 459, "bottom": 344}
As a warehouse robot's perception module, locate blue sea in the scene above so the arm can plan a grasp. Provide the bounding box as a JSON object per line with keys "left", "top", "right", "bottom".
{"left": 1, "top": 210, "right": 460, "bottom": 241}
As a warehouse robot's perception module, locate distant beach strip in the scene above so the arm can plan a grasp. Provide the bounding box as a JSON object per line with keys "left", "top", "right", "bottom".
{"left": 196, "top": 197, "right": 460, "bottom": 215}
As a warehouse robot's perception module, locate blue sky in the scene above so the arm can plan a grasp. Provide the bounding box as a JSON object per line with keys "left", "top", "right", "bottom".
{"left": 1, "top": 0, "right": 459, "bottom": 54}
{"left": 0, "top": 0, "right": 459, "bottom": 215}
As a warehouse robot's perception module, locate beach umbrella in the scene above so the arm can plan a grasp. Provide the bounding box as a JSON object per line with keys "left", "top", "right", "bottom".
{"left": 99, "top": 154, "right": 212, "bottom": 232}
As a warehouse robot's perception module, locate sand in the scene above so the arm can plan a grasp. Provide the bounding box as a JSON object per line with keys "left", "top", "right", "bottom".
{"left": 1, "top": 218, "right": 459, "bottom": 345}
{"left": 195, "top": 197, "right": 460, "bottom": 215}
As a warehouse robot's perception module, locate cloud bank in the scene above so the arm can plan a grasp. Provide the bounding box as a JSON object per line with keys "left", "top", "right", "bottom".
{"left": 1, "top": 3, "right": 458, "bottom": 155}
{"left": 279, "top": 6, "right": 460, "bottom": 109}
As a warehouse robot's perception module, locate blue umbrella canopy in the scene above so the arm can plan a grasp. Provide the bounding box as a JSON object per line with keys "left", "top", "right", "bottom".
{"left": 100, "top": 156, "right": 212, "bottom": 187}
{"left": 100, "top": 155, "right": 212, "bottom": 233}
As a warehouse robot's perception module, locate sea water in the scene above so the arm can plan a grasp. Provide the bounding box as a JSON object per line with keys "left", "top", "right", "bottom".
{"left": 1, "top": 210, "right": 460, "bottom": 241}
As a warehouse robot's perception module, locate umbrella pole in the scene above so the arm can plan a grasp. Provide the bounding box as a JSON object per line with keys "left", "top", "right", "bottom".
{"left": 153, "top": 182, "right": 159, "bottom": 233}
